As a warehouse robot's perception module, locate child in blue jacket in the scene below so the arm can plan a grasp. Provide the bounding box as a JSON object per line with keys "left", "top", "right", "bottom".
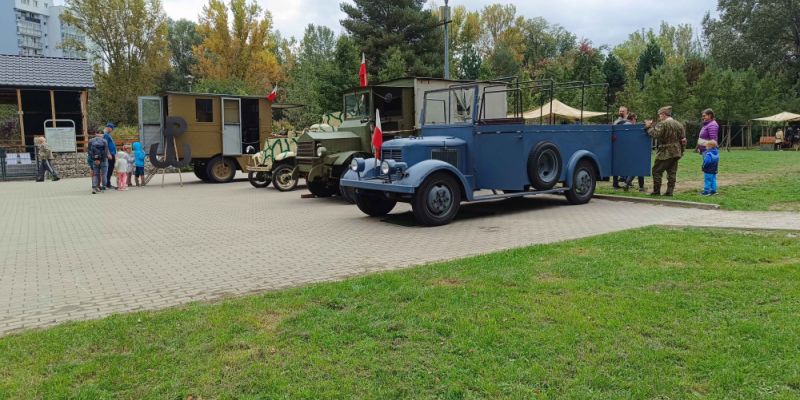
{"left": 132, "top": 141, "right": 147, "bottom": 186}
{"left": 701, "top": 140, "right": 719, "bottom": 196}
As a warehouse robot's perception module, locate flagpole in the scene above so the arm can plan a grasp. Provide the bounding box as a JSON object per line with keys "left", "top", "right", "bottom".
{"left": 442, "top": 0, "right": 451, "bottom": 80}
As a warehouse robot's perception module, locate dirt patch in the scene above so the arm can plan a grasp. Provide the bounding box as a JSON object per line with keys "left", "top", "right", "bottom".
{"left": 432, "top": 278, "right": 466, "bottom": 287}
{"left": 768, "top": 202, "right": 800, "bottom": 212}
{"left": 258, "top": 310, "right": 284, "bottom": 331}
{"left": 535, "top": 272, "right": 567, "bottom": 283}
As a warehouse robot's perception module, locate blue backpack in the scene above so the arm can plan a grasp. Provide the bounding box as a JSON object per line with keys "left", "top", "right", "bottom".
{"left": 90, "top": 139, "right": 106, "bottom": 161}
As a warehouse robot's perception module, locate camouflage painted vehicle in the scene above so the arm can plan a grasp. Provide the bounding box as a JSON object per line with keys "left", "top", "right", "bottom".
{"left": 295, "top": 77, "right": 483, "bottom": 202}
{"left": 246, "top": 134, "right": 300, "bottom": 190}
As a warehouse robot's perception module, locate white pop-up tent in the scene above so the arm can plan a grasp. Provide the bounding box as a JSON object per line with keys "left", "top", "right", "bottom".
{"left": 752, "top": 111, "right": 800, "bottom": 122}
{"left": 515, "top": 99, "right": 607, "bottom": 122}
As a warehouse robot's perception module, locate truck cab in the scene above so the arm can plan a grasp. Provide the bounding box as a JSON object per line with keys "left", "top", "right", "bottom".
{"left": 340, "top": 83, "right": 652, "bottom": 226}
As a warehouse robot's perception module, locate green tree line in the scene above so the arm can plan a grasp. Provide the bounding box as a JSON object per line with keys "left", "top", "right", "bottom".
{"left": 62, "top": 0, "right": 800, "bottom": 128}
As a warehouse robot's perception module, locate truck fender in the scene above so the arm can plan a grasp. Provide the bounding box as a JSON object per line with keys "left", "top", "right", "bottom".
{"left": 274, "top": 151, "right": 296, "bottom": 163}
{"left": 405, "top": 159, "right": 473, "bottom": 200}
{"left": 565, "top": 150, "right": 602, "bottom": 188}
{"left": 331, "top": 151, "right": 362, "bottom": 167}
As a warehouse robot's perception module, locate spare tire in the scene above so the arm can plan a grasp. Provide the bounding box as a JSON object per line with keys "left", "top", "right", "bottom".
{"left": 527, "top": 141, "right": 562, "bottom": 190}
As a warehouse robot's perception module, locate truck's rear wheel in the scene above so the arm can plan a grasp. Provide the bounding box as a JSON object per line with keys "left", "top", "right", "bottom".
{"left": 248, "top": 171, "right": 271, "bottom": 188}
{"left": 412, "top": 172, "right": 461, "bottom": 226}
{"left": 271, "top": 163, "right": 298, "bottom": 191}
{"left": 355, "top": 190, "right": 397, "bottom": 217}
{"left": 308, "top": 179, "right": 338, "bottom": 198}
{"left": 206, "top": 156, "right": 236, "bottom": 183}
{"left": 527, "top": 142, "right": 562, "bottom": 190}
{"left": 565, "top": 160, "right": 596, "bottom": 205}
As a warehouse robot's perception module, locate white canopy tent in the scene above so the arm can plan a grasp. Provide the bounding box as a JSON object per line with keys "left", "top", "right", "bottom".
{"left": 514, "top": 99, "right": 607, "bottom": 122}
{"left": 752, "top": 111, "right": 800, "bottom": 122}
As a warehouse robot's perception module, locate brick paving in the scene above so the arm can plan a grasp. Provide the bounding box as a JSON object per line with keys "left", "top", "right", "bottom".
{"left": 1, "top": 174, "right": 798, "bottom": 335}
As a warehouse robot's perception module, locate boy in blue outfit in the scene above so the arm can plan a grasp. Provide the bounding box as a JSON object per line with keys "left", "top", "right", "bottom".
{"left": 701, "top": 140, "right": 719, "bottom": 196}
{"left": 132, "top": 141, "right": 146, "bottom": 186}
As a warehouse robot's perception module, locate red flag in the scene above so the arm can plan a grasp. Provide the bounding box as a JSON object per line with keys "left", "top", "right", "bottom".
{"left": 267, "top": 85, "right": 278, "bottom": 102}
{"left": 372, "top": 109, "right": 383, "bottom": 159}
{"left": 359, "top": 53, "right": 368, "bottom": 88}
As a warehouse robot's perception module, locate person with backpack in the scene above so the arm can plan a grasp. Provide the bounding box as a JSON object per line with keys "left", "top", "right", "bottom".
{"left": 89, "top": 130, "right": 110, "bottom": 194}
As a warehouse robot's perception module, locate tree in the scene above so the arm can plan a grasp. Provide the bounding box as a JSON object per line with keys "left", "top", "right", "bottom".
{"left": 379, "top": 47, "right": 408, "bottom": 82}
{"left": 164, "top": 19, "right": 202, "bottom": 92}
{"left": 635, "top": 41, "right": 665, "bottom": 88}
{"left": 458, "top": 43, "right": 481, "bottom": 80}
{"left": 703, "top": 1, "right": 800, "bottom": 81}
{"left": 340, "top": 0, "right": 442, "bottom": 77}
{"left": 194, "top": 0, "right": 283, "bottom": 94}
{"left": 640, "top": 64, "right": 692, "bottom": 120}
{"left": 603, "top": 53, "right": 626, "bottom": 102}
{"left": 285, "top": 25, "right": 340, "bottom": 128}
{"left": 62, "top": 0, "right": 171, "bottom": 124}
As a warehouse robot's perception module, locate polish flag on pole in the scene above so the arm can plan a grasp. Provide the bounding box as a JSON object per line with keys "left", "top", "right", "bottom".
{"left": 267, "top": 85, "right": 278, "bottom": 102}
{"left": 372, "top": 109, "right": 383, "bottom": 159}
{"left": 359, "top": 53, "right": 368, "bottom": 88}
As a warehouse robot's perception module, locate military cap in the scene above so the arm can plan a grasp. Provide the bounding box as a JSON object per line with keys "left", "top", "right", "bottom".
{"left": 658, "top": 106, "right": 672, "bottom": 115}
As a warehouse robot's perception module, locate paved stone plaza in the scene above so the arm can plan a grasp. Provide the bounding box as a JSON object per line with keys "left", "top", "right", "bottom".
{"left": 1, "top": 174, "right": 798, "bottom": 335}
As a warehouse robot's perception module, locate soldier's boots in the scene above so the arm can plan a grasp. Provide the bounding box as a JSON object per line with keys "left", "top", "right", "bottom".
{"left": 649, "top": 184, "right": 661, "bottom": 196}
{"left": 664, "top": 184, "right": 675, "bottom": 197}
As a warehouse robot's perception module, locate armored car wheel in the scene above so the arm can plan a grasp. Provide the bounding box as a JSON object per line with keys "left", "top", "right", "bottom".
{"left": 248, "top": 171, "right": 271, "bottom": 188}
{"left": 412, "top": 172, "right": 462, "bottom": 226}
{"left": 307, "top": 179, "right": 338, "bottom": 198}
{"left": 527, "top": 142, "right": 562, "bottom": 190}
{"left": 565, "top": 160, "right": 596, "bottom": 205}
{"left": 355, "top": 190, "right": 397, "bottom": 217}
{"left": 206, "top": 156, "right": 236, "bottom": 183}
{"left": 271, "top": 163, "right": 298, "bottom": 191}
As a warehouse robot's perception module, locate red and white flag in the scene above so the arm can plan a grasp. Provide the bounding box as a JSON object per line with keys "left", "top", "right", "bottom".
{"left": 359, "top": 53, "right": 368, "bottom": 88}
{"left": 372, "top": 109, "right": 383, "bottom": 159}
{"left": 267, "top": 85, "right": 278, "bottom": 102}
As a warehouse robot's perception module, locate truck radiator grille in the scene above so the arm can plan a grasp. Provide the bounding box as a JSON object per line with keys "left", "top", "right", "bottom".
{"left": 297, "top": 141, "right": 315, "bottom": 158}
{"left": 382, "top": 149, "right": 403, "bottom": 162}
{"left": 431, "top": 149, "right": 458, "bottom": 167}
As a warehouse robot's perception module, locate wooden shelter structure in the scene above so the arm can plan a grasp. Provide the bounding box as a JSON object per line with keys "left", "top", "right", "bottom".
{"left": 0, "top": 54, "right": 94, "bottom": 152}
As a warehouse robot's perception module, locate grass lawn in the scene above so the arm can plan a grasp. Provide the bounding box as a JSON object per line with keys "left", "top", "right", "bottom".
{"left": 1, "top": 227, "right": 800, "bottom": 399}
{"left": 596, "top": 150, "right": 800, "bottom": 211}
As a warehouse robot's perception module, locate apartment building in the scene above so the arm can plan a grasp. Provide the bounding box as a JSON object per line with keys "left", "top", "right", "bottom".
{"left": 0, "top": 0, "right": 88, "bottom": 58}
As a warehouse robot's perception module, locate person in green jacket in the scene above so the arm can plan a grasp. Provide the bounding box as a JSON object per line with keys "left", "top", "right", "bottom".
{"left": 645, "top": 106, "right": 686, "bottom": 196}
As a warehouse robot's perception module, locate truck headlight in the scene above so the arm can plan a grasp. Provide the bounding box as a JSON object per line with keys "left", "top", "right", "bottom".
{"left": 381, "top": 160, "right": 392, "bottom": 175}
{"left": 351, "top": 158, "right": 366, "bottom": 172}
{"left": 316, "top": 146, "right": 327, "bottom": 157}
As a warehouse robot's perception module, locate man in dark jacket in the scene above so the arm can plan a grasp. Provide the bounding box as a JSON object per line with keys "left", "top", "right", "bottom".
{"left": 103, "top": 123, "right": 117, "bottom": 188}
{"left": 89, "top": 131, "right": 110, "bottom": 193}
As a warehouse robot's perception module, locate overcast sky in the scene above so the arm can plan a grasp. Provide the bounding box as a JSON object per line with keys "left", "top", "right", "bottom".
{"left": 57, "top": 0, "right": 720, "bottom": 48}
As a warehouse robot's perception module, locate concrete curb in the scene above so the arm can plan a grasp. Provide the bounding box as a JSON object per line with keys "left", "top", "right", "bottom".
{"left": 594, "top": 194, "right": 721, "bottom": 210}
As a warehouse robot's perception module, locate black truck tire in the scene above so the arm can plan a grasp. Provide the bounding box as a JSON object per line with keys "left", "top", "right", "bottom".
{"left": 355, "top": 190, "right": 397, "bottom": 217}
{"left": 193, "top": 162, "right": 209, "bottom": 181}
{"left": 271, "top": 163, "right": 298, "bottom": 191}
{"left": 565, "top": 160, "right": 596, "bottom": 205}
{"left": 248, "top": 171, "right": 271, "bottom": 188}
{"left": 307, "top": 179, "right": 338, "bottom": 198}
{"left": 527, "top": 142, "right": 562, "bottom": 190}
{"left": 411, "top": 172, "right": 462, "bottom": 226}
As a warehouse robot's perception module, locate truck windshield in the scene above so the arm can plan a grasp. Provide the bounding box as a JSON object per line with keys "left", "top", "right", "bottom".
{"left": 344, "top": 92, "right": 368, "bottom": 120}
{"left": 422, "top": 86, "right": 477, "bottom": 125}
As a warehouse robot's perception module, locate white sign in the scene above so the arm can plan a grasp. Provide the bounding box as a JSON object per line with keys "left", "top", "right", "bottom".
{"left": 45, "top": 127, "right": 77, "bottom": 152}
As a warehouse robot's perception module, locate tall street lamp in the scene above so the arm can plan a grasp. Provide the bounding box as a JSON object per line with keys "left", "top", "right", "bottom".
{"left": 441, "top": 0, "right": 452, "bottom": 80}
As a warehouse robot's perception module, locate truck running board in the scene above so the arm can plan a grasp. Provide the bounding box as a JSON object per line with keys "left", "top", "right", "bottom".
{"left": 470, "top": 187, "right": 569, "bottom": 203}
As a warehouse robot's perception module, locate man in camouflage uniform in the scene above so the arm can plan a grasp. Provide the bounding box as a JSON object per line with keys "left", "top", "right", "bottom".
{"left": 645, "top": 106, "right": 686, "bottom": 196}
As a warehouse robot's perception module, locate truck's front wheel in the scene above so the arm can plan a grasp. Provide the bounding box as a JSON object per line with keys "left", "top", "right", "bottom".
{"left": 271, "top": 163, "right": 298, "bottom": 191}
{"left": 248, "top": 171, "right": 271, "bottom": 188}
{"left": 206, "top": 156, "right": 236, "bottom": 183}
{"left": 412, "top": 172, "right": 462, "bottom": 226}
{"left": 355, "top": 190, "right": 397, "bottom": 217}
{"left": 565, "top": 160, "right": 596, "bottom": 205}
{"left": 307, "top": 179, "right": 338, "bottom": 198}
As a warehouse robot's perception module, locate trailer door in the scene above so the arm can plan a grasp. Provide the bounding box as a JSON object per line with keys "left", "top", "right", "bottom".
{"left": 138, "top": 96, "right": 163, "bottom": 153}
{"left": 221, "top": 97, "right": 242, "bottom": 155}
{"left": 612, "top": 124, "right": 652, "bottom": 178}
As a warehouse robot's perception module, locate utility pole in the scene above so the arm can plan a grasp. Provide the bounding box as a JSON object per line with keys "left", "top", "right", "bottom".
{"left": 441, "top": 0, "right": 452, "bottom": 80}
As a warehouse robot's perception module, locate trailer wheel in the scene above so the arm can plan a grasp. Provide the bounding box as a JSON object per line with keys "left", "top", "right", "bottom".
{"left": 412, "top": 172, "right": 462, "bottom": 226}
{"left": 307, "top": 179, "right": 338, "bottom": 198}
{"left": 248, "top": 171, "right": 271, "bottom": 188}
{"left": 271, "top": 163, "right": 298, "bottom": 191}
{"left": 565, "top": 160, "right": 596, "bottom": 205}
{"left": 193, "top": 162, "right": 209, "bottom": 181}
{"left": 355, "top": 190, "right": 397, "bottom": 217}
{"left": 527, "top": 142, "right": 562, "bottom": 190}
{"left": 206, "top": 156, "right": 236, "bottom": 183}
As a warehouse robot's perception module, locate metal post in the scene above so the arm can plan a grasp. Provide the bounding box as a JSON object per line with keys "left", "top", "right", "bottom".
{"left": 442, "top": 1, "right": 451, "bottom": 80}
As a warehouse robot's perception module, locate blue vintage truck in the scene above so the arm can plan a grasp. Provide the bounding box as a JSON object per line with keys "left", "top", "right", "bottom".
{"left": 340, "top": 83, "right": 651, "bottom": 226}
